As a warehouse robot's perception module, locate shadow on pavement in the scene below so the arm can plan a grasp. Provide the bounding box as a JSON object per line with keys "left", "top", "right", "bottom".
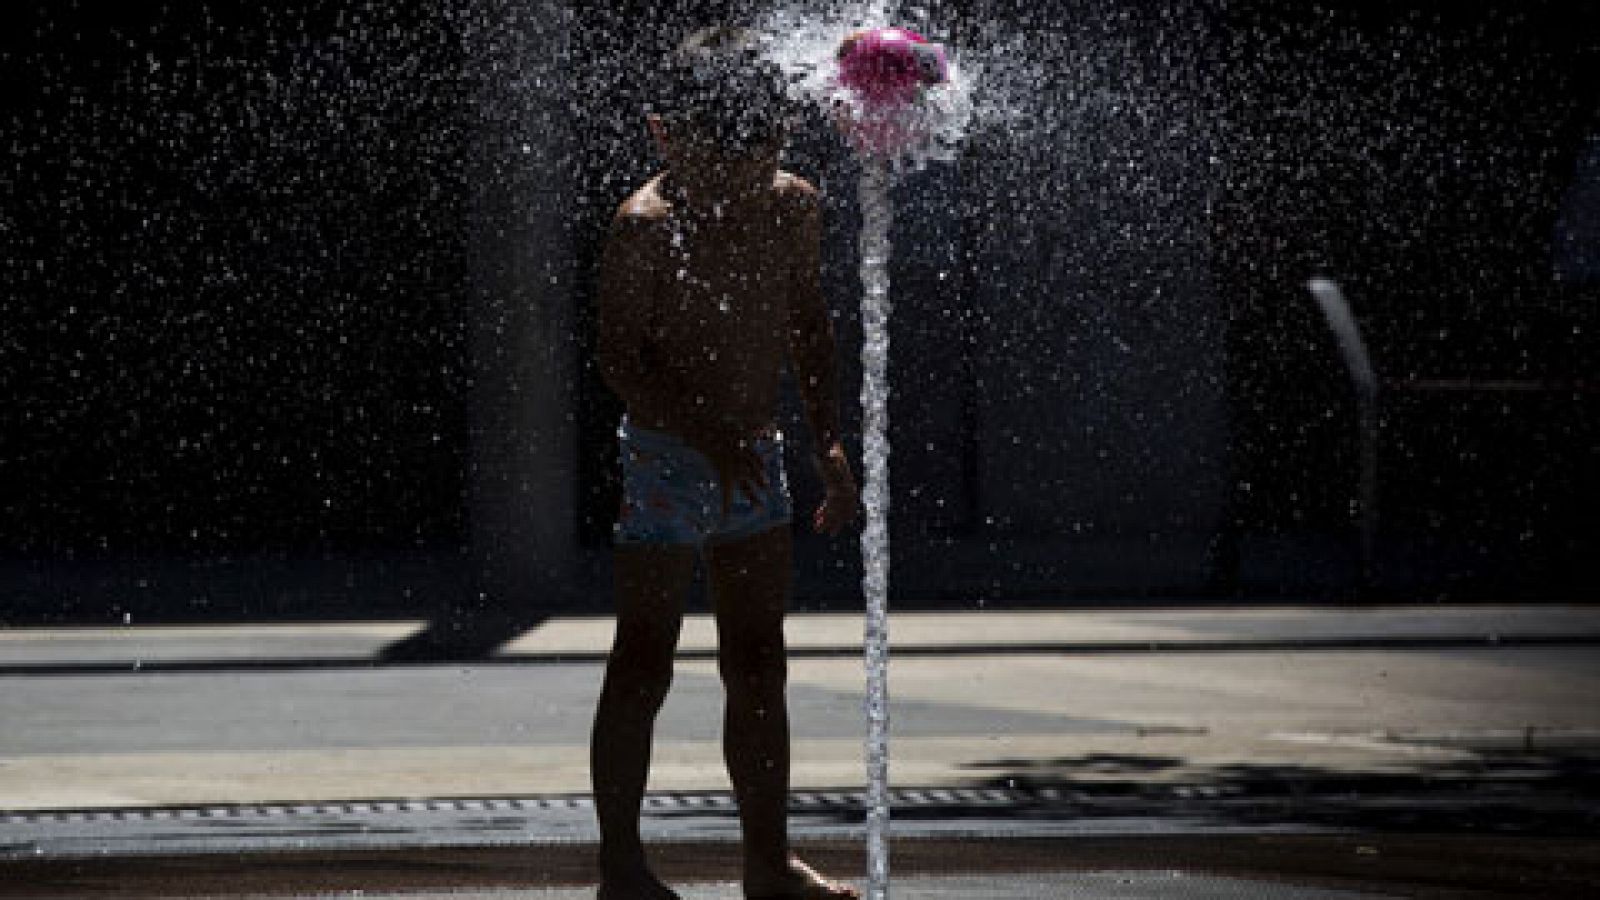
{"left": 699, "top": 750, "right": 1596, "bottom": 842}
{"left": 375, "top": 612, "right": 553, "bottom": 663}
{"left": 634, "top": 749, "right": 1600, "bottom": 839}
{"left": 955, "top": 751, "right": 1600, "bottom": 837}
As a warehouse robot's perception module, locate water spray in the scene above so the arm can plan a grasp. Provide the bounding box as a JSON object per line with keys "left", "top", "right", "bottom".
{"left": 832, "top": 24, "right": 951, "bottom": 900}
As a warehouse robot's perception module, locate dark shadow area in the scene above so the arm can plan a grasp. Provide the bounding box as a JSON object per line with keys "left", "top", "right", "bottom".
{"left": 1208, "top": 0, "right": 1600, "bottom": 599}
{"left": 951, "top": 757, "right": 1600, "bottom": 839}
{"left": 954, "top": 751, "right": 1600, "bottom": 838}
{"left": 0, "top": 554, "right": 473, "bottom": 627}
{"left": 373, "top": 611, "right": 552, "bottom": 663}
{"left": 1, "top": 2, "right": 472, "bottom": 565}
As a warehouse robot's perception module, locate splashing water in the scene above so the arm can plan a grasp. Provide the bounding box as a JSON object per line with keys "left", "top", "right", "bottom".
{"left": 759, "top": 3, "right": 977, "bottom": 172}
{"left": 759, "top": 7, "right": 977, "bottom": 898}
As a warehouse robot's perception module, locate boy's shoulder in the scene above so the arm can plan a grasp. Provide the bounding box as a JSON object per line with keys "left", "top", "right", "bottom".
{"left": 614, "top": 175, "right": 673, "bottom": 225}
{"left": 772, "top": 172, "right": 822, "bottom": 232}
{"left": 773, "top": 170, "right": 818, "bottom": 198}
{"left": 773, "top": 170, "right": 820, "bottom": 212}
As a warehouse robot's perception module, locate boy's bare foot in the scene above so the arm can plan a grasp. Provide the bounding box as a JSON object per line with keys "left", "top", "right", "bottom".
{"left": 745, "top": 856, "right": 861, "bottom": 899}
{"left": 598, "top": 861, "right": 682, "bottom": 900}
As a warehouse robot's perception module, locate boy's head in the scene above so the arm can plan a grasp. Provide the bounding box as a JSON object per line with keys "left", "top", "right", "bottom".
{"left": 650, "top": 25, "right": 791, "bottom": 158}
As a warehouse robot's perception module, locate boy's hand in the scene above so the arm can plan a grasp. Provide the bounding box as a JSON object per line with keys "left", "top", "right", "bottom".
{"left": 813, "top": 442, "right": 859, "bottom": 536}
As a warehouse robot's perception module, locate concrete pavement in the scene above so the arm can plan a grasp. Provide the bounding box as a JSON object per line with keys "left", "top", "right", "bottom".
{"left": 1, "top": 604, "right": 1598, "bottom": 812}
{"left": 1, "top": 604, "right": 1597, "bottom": 895}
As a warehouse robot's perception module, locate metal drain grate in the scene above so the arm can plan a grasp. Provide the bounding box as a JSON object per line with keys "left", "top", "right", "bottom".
{"left": 0, "top": 794, "right": 601, "bottom": 825}
{"left": 0, "top": 786, "right": 1087, "bottom": 826}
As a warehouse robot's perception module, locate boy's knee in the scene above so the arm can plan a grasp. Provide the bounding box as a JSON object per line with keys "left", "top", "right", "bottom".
{"left": 717, "top": 638, "right": 787, "bottom": 692}
{"left": 604, "top": 657, "right": 674, "bottom": 715}
{"left": 608, "top": 627, "right": 678, "bottom": 685}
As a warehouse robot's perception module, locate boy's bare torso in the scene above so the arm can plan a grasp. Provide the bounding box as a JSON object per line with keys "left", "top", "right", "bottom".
{"left": 616, "top": 170, "right": 813, "bottom": 438}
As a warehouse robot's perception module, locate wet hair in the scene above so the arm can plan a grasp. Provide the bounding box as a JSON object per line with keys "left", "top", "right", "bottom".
{"left": 654, "top": 25, "right": 790, "bottom": 152}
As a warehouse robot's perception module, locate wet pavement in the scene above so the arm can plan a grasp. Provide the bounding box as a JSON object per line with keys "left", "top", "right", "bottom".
{"left": 5, "top": 833, "right": 1598, "bottom": 898}
{"left": 339, "top": 875, "right": 1402, "bottom": 900}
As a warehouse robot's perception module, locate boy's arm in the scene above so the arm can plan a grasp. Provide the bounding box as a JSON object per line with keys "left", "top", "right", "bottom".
{"left": 787, "top": 188, "right": 854, "bottom": 489}
{"left": 596, "top": 210, "right": 724, "bottom": 447}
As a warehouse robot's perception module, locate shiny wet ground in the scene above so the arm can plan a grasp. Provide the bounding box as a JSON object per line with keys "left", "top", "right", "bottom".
{"left": 358, "top": 871, "right": 1399, "bottom": 899}
{"left": 5, "top": 833, "right": 1597, "bottom": 898}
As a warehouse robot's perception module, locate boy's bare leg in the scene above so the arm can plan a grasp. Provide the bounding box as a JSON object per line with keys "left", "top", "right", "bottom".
{"left": 592, "top": 543, "right": 697, "bottom": 900}
{"left": 708, "top": 525, "right": 859, "bottom": 899}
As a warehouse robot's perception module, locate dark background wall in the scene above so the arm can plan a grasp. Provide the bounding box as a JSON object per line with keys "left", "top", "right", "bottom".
{"left": 951, "top": 0, "right": 1227, "bottom": 598}
{"left": 3, "top": 0, "right": 1596, "bottom": 623}
{"left": 3, "top": 2, "right": 472, "bottom": 561}
{"left": 1211, "top": 0, "right": 1600, "bottom": 593}
{"left": 2, "top": 2, "right": 475, "bottom": 621}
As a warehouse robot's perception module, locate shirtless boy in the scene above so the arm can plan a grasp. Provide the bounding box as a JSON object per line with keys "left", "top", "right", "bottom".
{"left": 589, "top": 25, "right": 861, "bottom": 900}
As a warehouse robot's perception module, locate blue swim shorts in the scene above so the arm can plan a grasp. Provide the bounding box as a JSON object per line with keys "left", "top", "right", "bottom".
{"left": 614, "top": 416, "right": 792, "bottom": 548}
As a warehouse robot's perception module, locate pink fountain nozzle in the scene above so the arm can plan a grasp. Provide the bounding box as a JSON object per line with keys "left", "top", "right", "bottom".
{"left": 834, "top": 27, "right": 950, "bottom": 159}
{"left": 837, "top": 27, "right": 948, "bottom": 109}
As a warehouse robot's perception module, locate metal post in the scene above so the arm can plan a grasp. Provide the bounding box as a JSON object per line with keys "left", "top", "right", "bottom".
{"left": 1307, "top": 276, "right": 1380, "bottom": 589}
